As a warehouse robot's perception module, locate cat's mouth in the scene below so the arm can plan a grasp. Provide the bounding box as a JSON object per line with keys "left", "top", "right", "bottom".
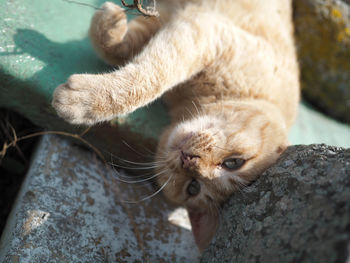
{"left": 187, "top": 206, "right": 219, "bottom": 250}
{"left": 181, "top": 151, "right": 200, "bottom": 169}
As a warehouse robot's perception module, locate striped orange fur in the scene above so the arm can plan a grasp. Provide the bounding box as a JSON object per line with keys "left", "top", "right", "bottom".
{"left": 52, "top": 0, "right": 299, "bottom": 250}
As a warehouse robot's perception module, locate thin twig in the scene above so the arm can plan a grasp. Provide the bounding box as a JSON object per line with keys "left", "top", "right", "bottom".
{"left": 0, "top": 130, "right": 105, "bottom": 163}
{"left": 62, "top": 0, "right": 101, "bottom": 10}
{"left": 0, "top": 117, "right": 27, "bottom": 164}
{"left": 121, "top": 0, "right": 135, "bottom": 8}
{"left": 120, "top": 0, "right": 159, "bottom": 17}
{"left": 79, "top": 126, "right": 91, "bottom": 137}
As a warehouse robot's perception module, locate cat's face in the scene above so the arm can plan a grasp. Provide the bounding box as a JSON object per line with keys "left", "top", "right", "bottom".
{"left": 156, "top": 104, "right": 288, "bottom": 249}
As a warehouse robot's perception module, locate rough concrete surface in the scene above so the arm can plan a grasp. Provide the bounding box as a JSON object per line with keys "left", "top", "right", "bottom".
{"left": 202, "top": 144, "right": 350, "bottom": 263}
{"left": 0, "top": 135, "right": 199, "bottom": 262}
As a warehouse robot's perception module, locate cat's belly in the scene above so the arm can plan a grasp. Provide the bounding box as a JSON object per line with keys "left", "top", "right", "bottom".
{"left": 163, "top": 66, "right": 299, "bottom": 128}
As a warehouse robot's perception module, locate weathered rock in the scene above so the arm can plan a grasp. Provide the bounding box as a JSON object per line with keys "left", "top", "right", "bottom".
{"left": 201, "top": 144, "right": 350, "bottom": 263}
{"left": 0, "top": 135, "right": 199, "bottom": 262}
{"left": 294, "top": 0, "right": 350, "bottom": 123}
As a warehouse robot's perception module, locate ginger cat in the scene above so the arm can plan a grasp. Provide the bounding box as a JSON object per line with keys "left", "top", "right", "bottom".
{"left": 52, "top": 0, "right": 299, "bottom": 250}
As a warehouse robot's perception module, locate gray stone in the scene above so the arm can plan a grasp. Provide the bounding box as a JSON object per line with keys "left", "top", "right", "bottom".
{"left": 293, "top": 0, "right": 350, "bottom": 123}
{"left": 201, "top": 144, "right": 350, "bottom": 263}
{"left": 0, "top": 135, "right": 199, "bottom": 262}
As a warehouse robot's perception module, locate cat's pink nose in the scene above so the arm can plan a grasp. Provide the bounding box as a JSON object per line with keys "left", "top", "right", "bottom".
{"left": 181, "top": 151, "right": 199, "bottom": 169}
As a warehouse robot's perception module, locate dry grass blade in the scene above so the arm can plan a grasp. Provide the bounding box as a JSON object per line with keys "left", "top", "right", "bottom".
{"left": 62, "top": 0, "right": 101, "bottom": 10}
{"left": 0, "top": 130, "right": 105, "bottom": 164}
{"left": 0, "top": 117, "right": 27, "bottom": 164}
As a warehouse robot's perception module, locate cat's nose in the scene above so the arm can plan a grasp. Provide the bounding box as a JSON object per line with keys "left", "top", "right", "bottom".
{"left": 181, "top": 151, "right": 200, "bottom": 169}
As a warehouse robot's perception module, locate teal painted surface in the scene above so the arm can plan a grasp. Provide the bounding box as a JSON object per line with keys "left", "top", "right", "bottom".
{"left": 0, "top": 0, "right": 349, "bottom": 148}
{"left": 290, "top": 102, "right": 350, "bottom": 147}
{"left": 0, "top": 0, "right": 106, "bottom": 97}
{"left": 0, "top": 0, "right": 168, "bottom": 141}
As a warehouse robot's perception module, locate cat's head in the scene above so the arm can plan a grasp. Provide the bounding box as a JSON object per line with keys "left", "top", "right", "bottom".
{"left": 156, "top": 101, "right": 288, "bottom": 250}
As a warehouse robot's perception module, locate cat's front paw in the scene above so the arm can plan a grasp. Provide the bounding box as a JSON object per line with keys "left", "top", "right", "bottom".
{"left": 52, "top": 74, "right": 116, "bottom": 125}
{"left": 89, "top": 2, "right": 128, "bottom": 48}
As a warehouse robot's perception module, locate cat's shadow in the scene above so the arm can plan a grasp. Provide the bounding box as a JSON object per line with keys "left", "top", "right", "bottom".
{"left": 2, "top": 28, "right": 169, "bottom": 136}
{"left": 5, "top": 28, "right": 110, "bottom": 91}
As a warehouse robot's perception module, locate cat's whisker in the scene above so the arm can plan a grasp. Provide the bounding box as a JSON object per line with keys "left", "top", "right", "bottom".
{"left": 111, "top": 176, "right": 155, "bottom": 188}
{"left": 110, "top": 166, "right": 157, "bottom": 179}
{"left": 231, "top": 175, "right": 249, "bottom": 188}
{"left": 120, "top": 174, "right": 173, "bottom": 203}
{"left": 108, "top": 151, "right": 169, "bottom": 170}
{"left": 153, "top": 150, "right": 169, "bottom": 159}
{"left": 191, "top": 101, "right": 206, "bottom": 131}
{"left": 113, "top": 156, "right": 167, "bottom": 167}
{"left": 110, "top": 165, "right": 168, "bottom": 183}
{"left": 105, "top": 150, "right": 160, "bottom": 168}
{"left": 121, "top": 140, "right": 156, "bottom": 158}
{"left": 109, "top": 162, "right": 162, "bottom": 170}
{"left": 191, "top": 100, "right": 201, "bottom": 117}
{"left": 140, "top": 144, "right": 159, "bottom": 155}
{"left": 232, "top": 179, "right": 250, "bottom": 198}
{"left": 184, "top": 106, "right": 196, "bottom": 120}
{"left": 190, "top": 90, "right": 204, "bottom": 115}
{"left": 112, "top": 167, "right": 169, "bottom": 184}
{"left": 116, "top": 157, "right": 168, "bottom": 166}
{"left": 155, "top": 149, "right": 171, "bottom": 160}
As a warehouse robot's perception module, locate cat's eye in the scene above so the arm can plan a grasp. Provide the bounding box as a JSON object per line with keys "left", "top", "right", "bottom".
{"left": 222, "top": 158, "right": 245, "bottom": 170}
{"left": 187, "top": 179, "right": 201, "bottom": 196}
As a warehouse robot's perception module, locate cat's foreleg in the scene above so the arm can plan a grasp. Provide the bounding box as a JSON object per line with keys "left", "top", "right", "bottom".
{"left": 89, "top": 2, "right": 161, "bottom": 65}
{"left": 52, "top": 13, "right": 221, "bottom": 125}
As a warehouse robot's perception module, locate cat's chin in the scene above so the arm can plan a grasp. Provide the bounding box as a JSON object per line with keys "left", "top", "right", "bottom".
{"left": 187, "top": 207, "right": 218, "bottom": 251}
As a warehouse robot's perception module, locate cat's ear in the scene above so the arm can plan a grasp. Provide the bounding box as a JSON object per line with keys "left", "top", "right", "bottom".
{"left": 188, "top": 208, "right": 218, "bottom": 250}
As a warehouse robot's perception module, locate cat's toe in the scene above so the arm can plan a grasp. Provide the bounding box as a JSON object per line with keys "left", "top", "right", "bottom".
{"left": 101, "top": 2, "right": 121, "bottom": 12}
{"left": 52, "top": 84, "right": 87, "bottom": 125}
{"left": 52, "top": 75, "right": 110, "bottom": 125}
{"left": 90, "top": 2, "right": 127, "bottom": 47}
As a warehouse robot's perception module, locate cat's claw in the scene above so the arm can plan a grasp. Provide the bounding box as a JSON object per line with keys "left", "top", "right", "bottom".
{"left": 52, "top": 74, "right": 115, "bottom": 125}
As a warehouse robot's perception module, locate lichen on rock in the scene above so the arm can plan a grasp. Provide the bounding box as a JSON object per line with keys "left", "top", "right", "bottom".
{"left": 293, "top": 0, "right": 350, "bottom": 123}
{"left": 201, "top": 144, "right": 350, "bottom": 263}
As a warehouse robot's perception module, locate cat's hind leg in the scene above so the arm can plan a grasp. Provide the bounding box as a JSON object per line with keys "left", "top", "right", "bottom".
{"left": 89, "top": 2, "right": 161, "bottom": 65}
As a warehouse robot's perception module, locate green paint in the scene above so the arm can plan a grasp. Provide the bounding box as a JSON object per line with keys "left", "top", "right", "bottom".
{"left": 290, "top": 102, "right": 350, "bottom": 147}
{"left": 0, "top": 0, "right": 169, "bottom": 143}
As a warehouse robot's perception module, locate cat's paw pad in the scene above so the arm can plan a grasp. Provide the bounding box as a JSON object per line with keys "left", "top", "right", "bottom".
{"left": 52, "top": 74, "right": 113, "bottom": 125}
{"left": 89, "top": 2, "right": 127, "bottom": 47}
